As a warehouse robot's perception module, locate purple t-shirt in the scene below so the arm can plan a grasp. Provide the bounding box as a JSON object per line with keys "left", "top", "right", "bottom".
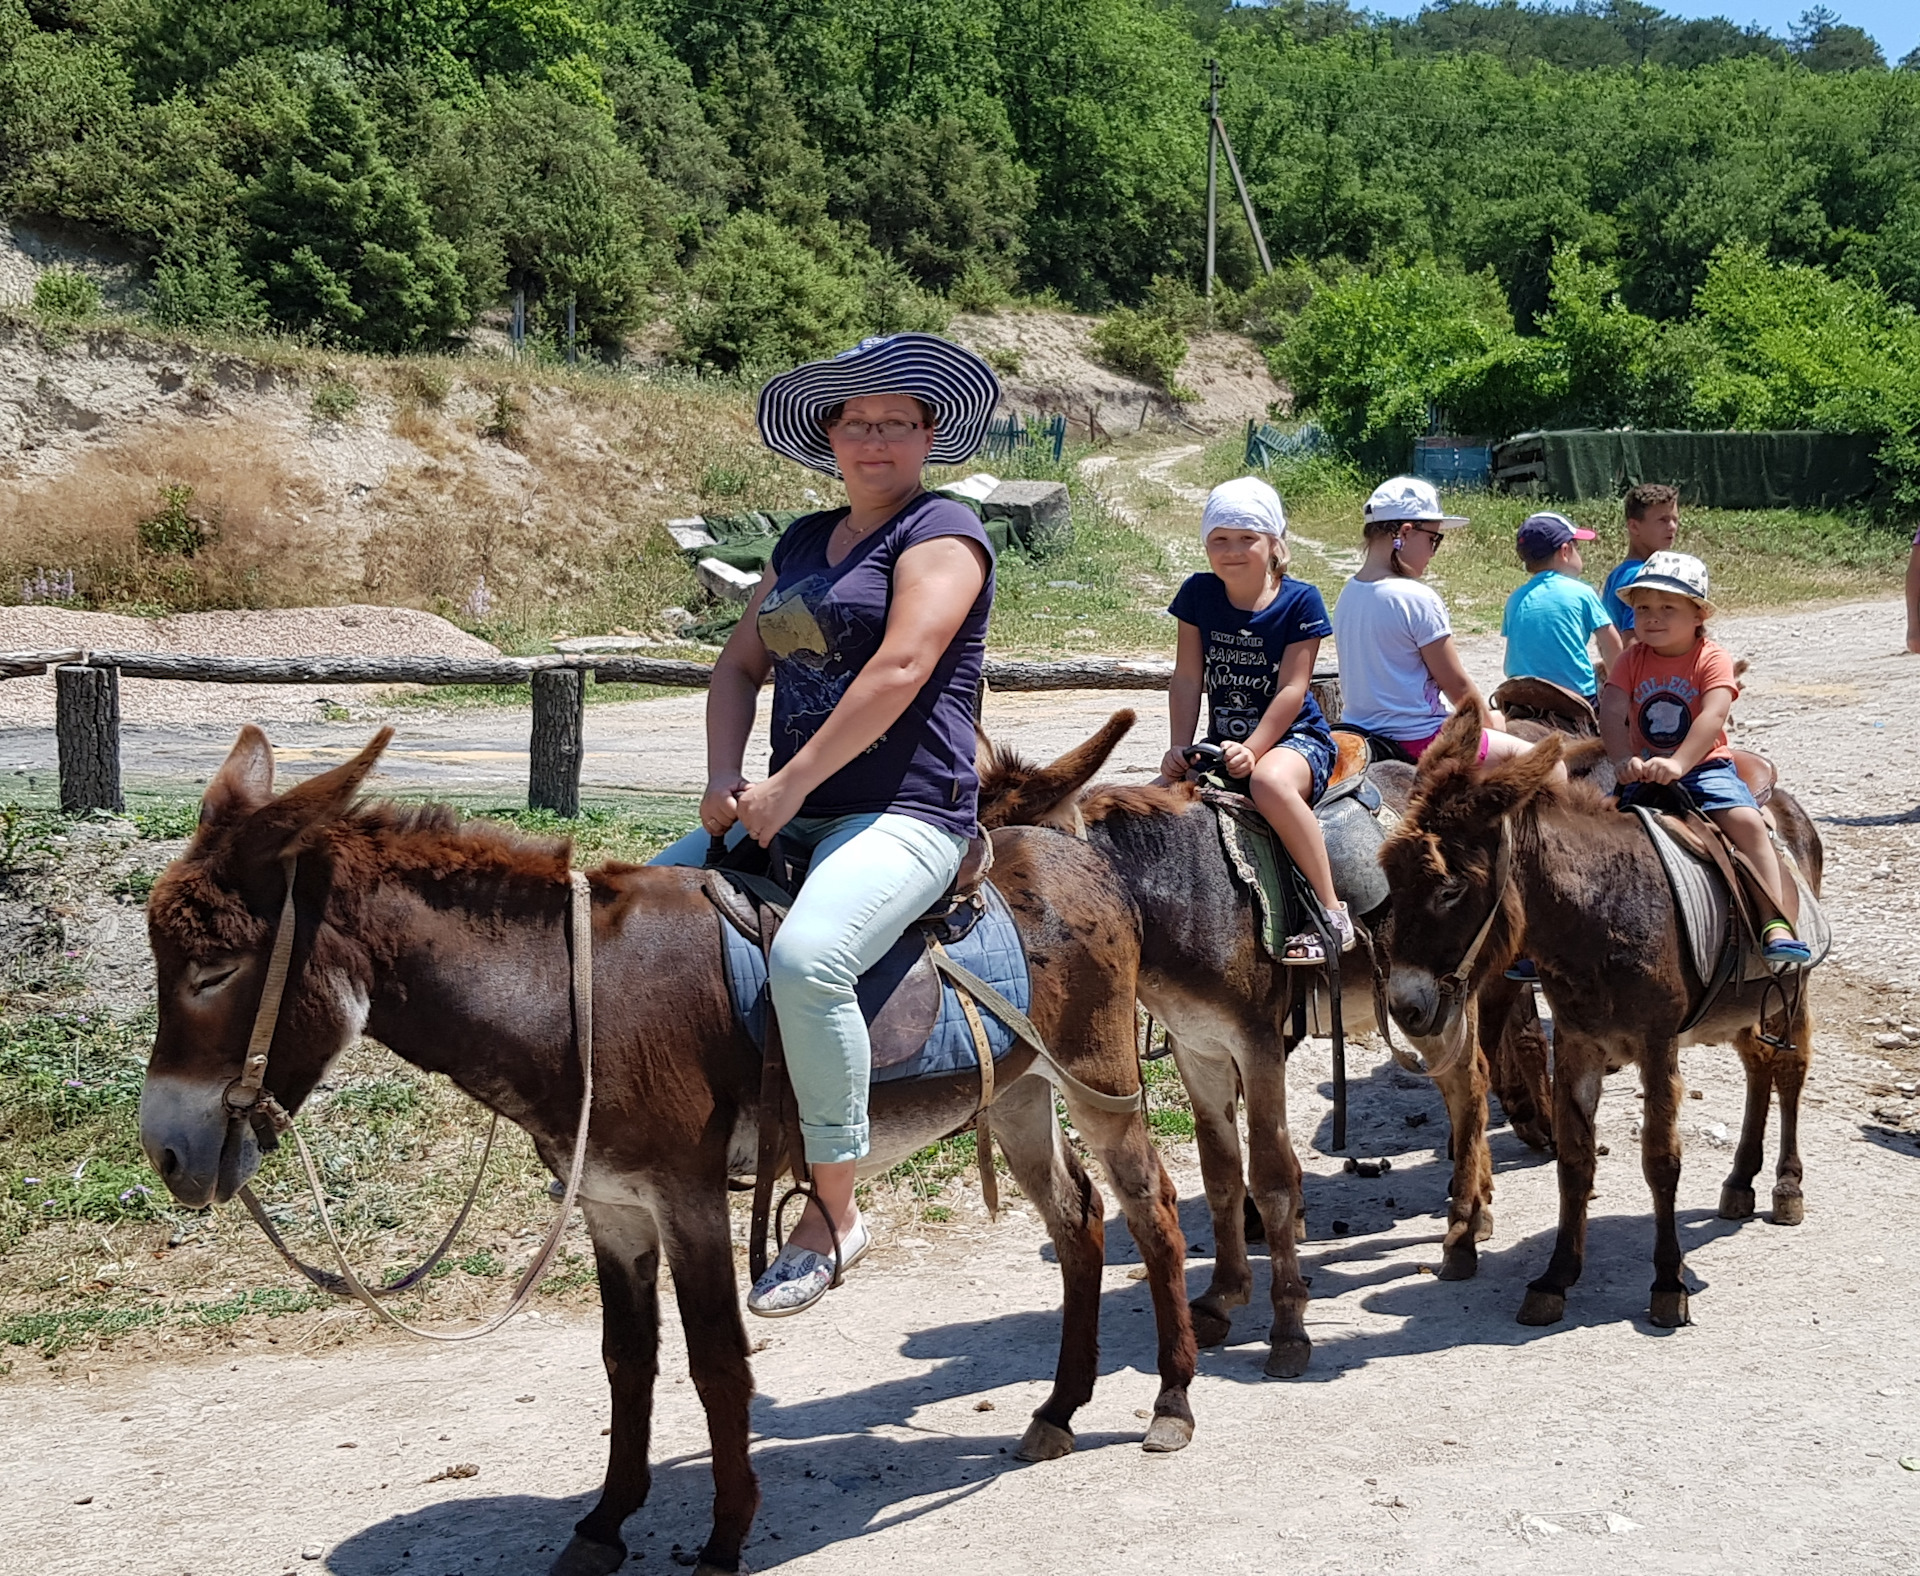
{"left": 759, "top": 494, "right": 993, "bottom": 835}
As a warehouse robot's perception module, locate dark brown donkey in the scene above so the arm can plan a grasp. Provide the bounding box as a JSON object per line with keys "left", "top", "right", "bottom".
{"left": 1379, "top": 704, "right": 1821, "bottom": 1329}
{"left": 138, "top": 727, "right": 1197, "bottom": 1576}
{"left": 977, "top": 714, "right": 1441, "bottom": 1376}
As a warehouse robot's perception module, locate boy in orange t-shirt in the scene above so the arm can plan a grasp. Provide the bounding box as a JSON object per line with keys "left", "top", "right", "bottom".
{"left": 1600, "top": 552, "right": 1809, "bottom": 966}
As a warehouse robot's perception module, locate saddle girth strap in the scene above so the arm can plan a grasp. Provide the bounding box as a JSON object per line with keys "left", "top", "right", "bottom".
{"left": 946, "top": 971, "right": 999, "bottom": 1218}
{"left": 928, "top": 947, "right": 1143, "bottom": 1116}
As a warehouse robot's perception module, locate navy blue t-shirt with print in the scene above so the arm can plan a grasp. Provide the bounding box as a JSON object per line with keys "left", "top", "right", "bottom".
{"left": 759, "top": 494, "right": 993, "bottom": 836}
{"left": 1168, "top": 572, "right": 1333, "bottom": 746}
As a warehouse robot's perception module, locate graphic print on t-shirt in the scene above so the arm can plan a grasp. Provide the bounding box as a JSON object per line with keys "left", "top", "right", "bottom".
{"left": 1632, "top": 672, "right": 1700, "bottom": 753}
{"left": 758, "top": 573, "right": 886, "bottom": 753}
{"left": 1203, "top": 626, "right": 1278, "bottom": 741}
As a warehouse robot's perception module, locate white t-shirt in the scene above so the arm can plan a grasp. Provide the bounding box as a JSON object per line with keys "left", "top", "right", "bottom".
{"left": 1332, "top": 575, "right": 1453, "bottom": 739}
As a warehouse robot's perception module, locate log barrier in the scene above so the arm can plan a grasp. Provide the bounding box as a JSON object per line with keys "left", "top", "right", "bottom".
{"left": 0, "top": 650, "right": 1340, "bottom": 816}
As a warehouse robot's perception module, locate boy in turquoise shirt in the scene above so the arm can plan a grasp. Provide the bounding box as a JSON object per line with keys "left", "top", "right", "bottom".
{"left": 1503, "top": 511, "right": 1623, "bottom": 698}
{"left": 1601, "top": 482, "right": 1680, "bottom": 639}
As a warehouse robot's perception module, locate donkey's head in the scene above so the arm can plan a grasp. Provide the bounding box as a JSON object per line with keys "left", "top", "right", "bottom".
{"left": 139, "top": 726, "right": 392, "bottom": 1207}
{"left": 1378, "top": 704, "right": 1563, "bottom": 1044}
{"left": 976, "top": 709, "right": 1136, "bottom": 834}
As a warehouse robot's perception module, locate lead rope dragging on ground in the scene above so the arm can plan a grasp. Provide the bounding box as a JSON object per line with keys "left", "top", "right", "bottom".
{"left": 239, "top": 866, "right": 597, "bottom": 1343}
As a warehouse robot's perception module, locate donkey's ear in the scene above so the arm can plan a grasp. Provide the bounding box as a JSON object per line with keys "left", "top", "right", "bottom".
{"left": 1417, "top": 700, "right": 1487, "bottom": 779}
{"left": 1477, "top": 730, "right": 1564, "bottom": 815}
{"left": 200, "top": 726, "right": 276, "bottom": 829}
{"left": 237, "top": 727, "right": 394, "bottom": 858}
{"left": 987, "top": 709, "right": 1134, "bottom": 833}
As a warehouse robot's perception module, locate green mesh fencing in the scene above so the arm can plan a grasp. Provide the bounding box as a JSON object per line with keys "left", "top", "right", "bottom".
{"left": 1492, "top": 430, "right": 1880, "bottom": 509}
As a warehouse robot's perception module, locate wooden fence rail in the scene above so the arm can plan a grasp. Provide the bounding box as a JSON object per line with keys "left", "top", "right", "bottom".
{"left": 0, "top": 650, "right": 1340, "bottom": 816}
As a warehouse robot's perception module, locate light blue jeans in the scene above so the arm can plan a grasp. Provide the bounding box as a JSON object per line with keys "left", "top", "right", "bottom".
{"left": 653, "top": 811, "right": 966, "bottom": 1164}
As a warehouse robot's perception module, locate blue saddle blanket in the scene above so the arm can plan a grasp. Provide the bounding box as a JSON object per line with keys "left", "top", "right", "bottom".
{"left": 719, "top": 882, "right": 1032, "bottom": 1084}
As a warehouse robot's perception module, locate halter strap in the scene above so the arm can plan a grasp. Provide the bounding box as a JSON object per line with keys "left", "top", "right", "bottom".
{"left": 1436, "top": 818, "right": 1515, "bottom": 1002}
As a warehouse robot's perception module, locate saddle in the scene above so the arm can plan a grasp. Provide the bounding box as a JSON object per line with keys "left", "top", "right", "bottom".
{"left": 701, "top": 831, "right": 1039, "bottom": 1279}
{"left": 1627, "top": 793, "right": 1828, "bottom": 1031}
{"left": 1489, "top": 676, "right": 1601, "bottom": 737}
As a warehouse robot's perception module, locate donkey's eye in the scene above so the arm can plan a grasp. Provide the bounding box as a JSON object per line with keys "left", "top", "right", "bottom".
{"left": 1437, "top": 879, "right": 1468, "bottom": 908}
{"left": 190, "top": 962, "right": 239, "bottom": 994}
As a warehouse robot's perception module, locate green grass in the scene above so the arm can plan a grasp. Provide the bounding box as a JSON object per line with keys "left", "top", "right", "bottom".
{"left": 1, "top": 1286, "right": 330, "bottom": 1357}
{"left": 371, "top": 678, "right": 697, "bottom": 713}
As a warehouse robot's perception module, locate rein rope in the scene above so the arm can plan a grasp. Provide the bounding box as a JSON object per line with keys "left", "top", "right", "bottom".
{"left": 226, "top": 860, "right": 597, "bottom": 1342}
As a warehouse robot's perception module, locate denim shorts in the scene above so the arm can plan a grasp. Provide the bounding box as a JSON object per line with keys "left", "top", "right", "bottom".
{"left": 1620, "top": 758, "right": 1757, "bottom": 815}
{"left": 1276, "top": 728, "right": 1336, "bottom": 804}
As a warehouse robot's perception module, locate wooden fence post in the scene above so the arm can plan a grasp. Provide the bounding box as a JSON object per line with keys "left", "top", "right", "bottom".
{"left": 528, "top": 667, "right": 585, "bottom": 817}
{"left": 56, "top": 664, "right": 122, "bottom": 814}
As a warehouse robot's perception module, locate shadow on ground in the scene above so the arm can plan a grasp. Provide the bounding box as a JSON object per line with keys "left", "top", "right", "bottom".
{"left": 326, "top": 1114, "right": 1788, "bottom": 1575}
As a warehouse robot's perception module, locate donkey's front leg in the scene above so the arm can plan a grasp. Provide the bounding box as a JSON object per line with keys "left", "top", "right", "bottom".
{"left": 1431, "top": 1036, "right": 1493, "bottom": 1282}
{"left": 553, "top": 1203, "right": 664, "bottom": 1576}
{"left": 1076, "top": 1095, "right": 1197, "bottom": 1453}
{"left": 1640, "top": 1046, "right": 1690, "bottom": 1327}
{"left": 1517, "top": 1041, "right": 1605, "bottom": 1326}
{"left": 663, "top": 1187, "right": 760, "bottom": 1576}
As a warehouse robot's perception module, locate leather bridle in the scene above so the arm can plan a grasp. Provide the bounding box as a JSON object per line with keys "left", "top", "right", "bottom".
{"left": 221, "top": 855, "right": 597, "bottom": 1341}
{"left": 1433, "top": 818, "right": 1516, "bottom": 1006}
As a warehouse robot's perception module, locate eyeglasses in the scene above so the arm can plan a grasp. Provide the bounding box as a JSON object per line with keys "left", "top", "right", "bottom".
{"left": 829, "top": 419, "right": 926, "bottom": 443}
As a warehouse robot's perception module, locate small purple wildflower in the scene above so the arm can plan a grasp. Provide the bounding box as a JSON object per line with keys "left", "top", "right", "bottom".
{"left": 64, "top": 1079, "right": 86, "bottom": 1089}
{"left": 23, "top": 1177, "right": 41, "bottom": 1186}
{"left": 119, "top": 1185, "right": 151, "bottom": 1203}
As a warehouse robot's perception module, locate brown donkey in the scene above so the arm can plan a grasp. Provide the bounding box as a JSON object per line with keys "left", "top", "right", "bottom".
{"left": 980, "top": 716, "right": 1414, "bottom": 1377}
{"left": 1379, "top": 705, "right": 1820, "bottom": 1329}
{"left": 138, "top": 728, "right": 1197, "bottom": 1576}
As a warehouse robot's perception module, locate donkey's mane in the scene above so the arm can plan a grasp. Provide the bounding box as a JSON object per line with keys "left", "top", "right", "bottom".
{"left": 344, "top": 798, "right": 574, "bottom": 879}
{"left": 1080, "top": 781, "right": 1200, "bottom": 822}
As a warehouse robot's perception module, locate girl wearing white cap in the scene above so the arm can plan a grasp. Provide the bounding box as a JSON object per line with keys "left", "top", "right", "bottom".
{"left": 1332, "top": 475, "right": 1534, "bottom": 766}
{"left": 1163, "top": 475, "right": 1352, "bottom": 960}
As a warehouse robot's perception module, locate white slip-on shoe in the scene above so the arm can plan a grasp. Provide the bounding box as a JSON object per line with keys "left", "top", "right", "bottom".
{"left": 745, "top": 1216, "right": 871, "bottom": 1320}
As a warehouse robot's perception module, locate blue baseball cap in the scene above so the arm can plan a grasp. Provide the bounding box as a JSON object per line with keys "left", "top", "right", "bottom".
{"left": 1516, "top": 511, "right": 1596, "bottom": 560}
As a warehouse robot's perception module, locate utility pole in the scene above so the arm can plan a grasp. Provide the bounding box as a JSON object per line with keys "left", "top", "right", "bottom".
{"left": 1204, "top": 62, "right": 1274, "bottom": 284}
{"left": 1205, "top": 59, "right": 1220, "bottom": 303}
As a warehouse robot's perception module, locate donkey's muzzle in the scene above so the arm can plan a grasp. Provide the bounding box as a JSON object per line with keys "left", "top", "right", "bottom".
{"left": 1387, "top": 965, "right": 1456, "bottom": 1042}
{"left": 139, "top": 1075, "right": 262, "bottom": 1207}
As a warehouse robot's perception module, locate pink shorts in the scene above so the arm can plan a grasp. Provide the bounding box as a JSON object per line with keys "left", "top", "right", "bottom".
{"left": 1401, "top": 727, "right": 1491, "bottom": 763}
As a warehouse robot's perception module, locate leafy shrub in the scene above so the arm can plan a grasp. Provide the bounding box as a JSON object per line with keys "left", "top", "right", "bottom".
{"left": 673, "top": 212, "right": 862, "bottom": 372}
{"left": 984, "top": 346, "right": 1022, "bottom": 375}
{"left": 1092, "top": 306, "right": 1189, "bottom": 388}
{"left": 310, "top": 378, "right": 360, "bottom": 423}
{"left": 136, "top": 483, "right": 217, "bottom": 557}
{"left": 950, "top": 259, "right": 1011, "bottom": 314}
{"left": 147, "top": 234, "right": 267, "bottom": 331}
{"left": 480, "top": 386, "right": 524, "bottom": 444}
{"left": 32, "top": 266, "right": 99, "bottom": 322}
{"left": 391, "top": 363, "right": 451, "bottom": 407}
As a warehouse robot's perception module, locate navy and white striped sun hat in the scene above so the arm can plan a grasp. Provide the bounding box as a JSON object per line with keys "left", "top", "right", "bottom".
{"left": 756, "top": 333, "right": 1001, "bottom": 478}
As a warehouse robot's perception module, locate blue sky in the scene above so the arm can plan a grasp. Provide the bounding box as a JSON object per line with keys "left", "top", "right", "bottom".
{"left": 1364, "top": 3, "right": 1918, "bottom": 61}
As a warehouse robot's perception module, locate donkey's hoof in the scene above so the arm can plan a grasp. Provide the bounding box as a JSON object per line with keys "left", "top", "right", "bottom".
{"left": 1649, "top": 1289, "right": 1692, "bottom": 1328}
{"left": 1516, "top": 1287, "right": 1565, "bottom": 1326}
{"left": 1142, "top": 1414, "right": 1195, "bottom": 1453}
{"left": 1473, "top": 1207, "right": 1495, "bottom": 1243}
{"left": 1772, "top": 1191, "right": 1805, "bottom": 1227}
{"left": 1189, "top": 1299, "right": 1234, "bottom": 1348}
{"left": 548, "top": 1534, "right": 626, "bottom": 1576}
{"left": 1512, "top": 1119, "right": 1554, "bottom": 1155}
{"left": 1015, "top": 1416, "right": 1075, "bottom": 1462}
{"left": 1718, "top": 1185, "right": 1756, "bottom": 1220}
{"left": 1263, "top": 1336, "right": 1312, "bottom": 1378}
{"left": 1436, "top": 1244, "right": 1478, "bottom": 1282}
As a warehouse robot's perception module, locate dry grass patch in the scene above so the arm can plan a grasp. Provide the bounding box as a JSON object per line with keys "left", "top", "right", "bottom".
{"left": 0, "top": 418, "right": 341, "bottom": 612}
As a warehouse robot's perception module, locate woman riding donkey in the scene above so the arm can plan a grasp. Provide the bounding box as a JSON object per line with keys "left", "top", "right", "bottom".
{"left": 651, "top": 333, "right": 1002, "bottom": 1318}
{"left": 1161, "top": 475, "right": 1351, "bottom": 963}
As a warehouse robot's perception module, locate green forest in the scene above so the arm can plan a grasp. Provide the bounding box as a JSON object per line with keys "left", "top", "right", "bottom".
{"left": 4, "top": 1, "right": 1920, "bottom": 493}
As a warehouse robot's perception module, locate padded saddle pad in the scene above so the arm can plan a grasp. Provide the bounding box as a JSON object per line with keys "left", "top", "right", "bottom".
{"left": 1631, "top": 808, "right": 1831, "bottom": 996}
{"left": 1204, "top": 777, "right": 1391, "bottom": 957}
{"left": 718, "top": 881, "right": 1032, "bottom": 1085}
